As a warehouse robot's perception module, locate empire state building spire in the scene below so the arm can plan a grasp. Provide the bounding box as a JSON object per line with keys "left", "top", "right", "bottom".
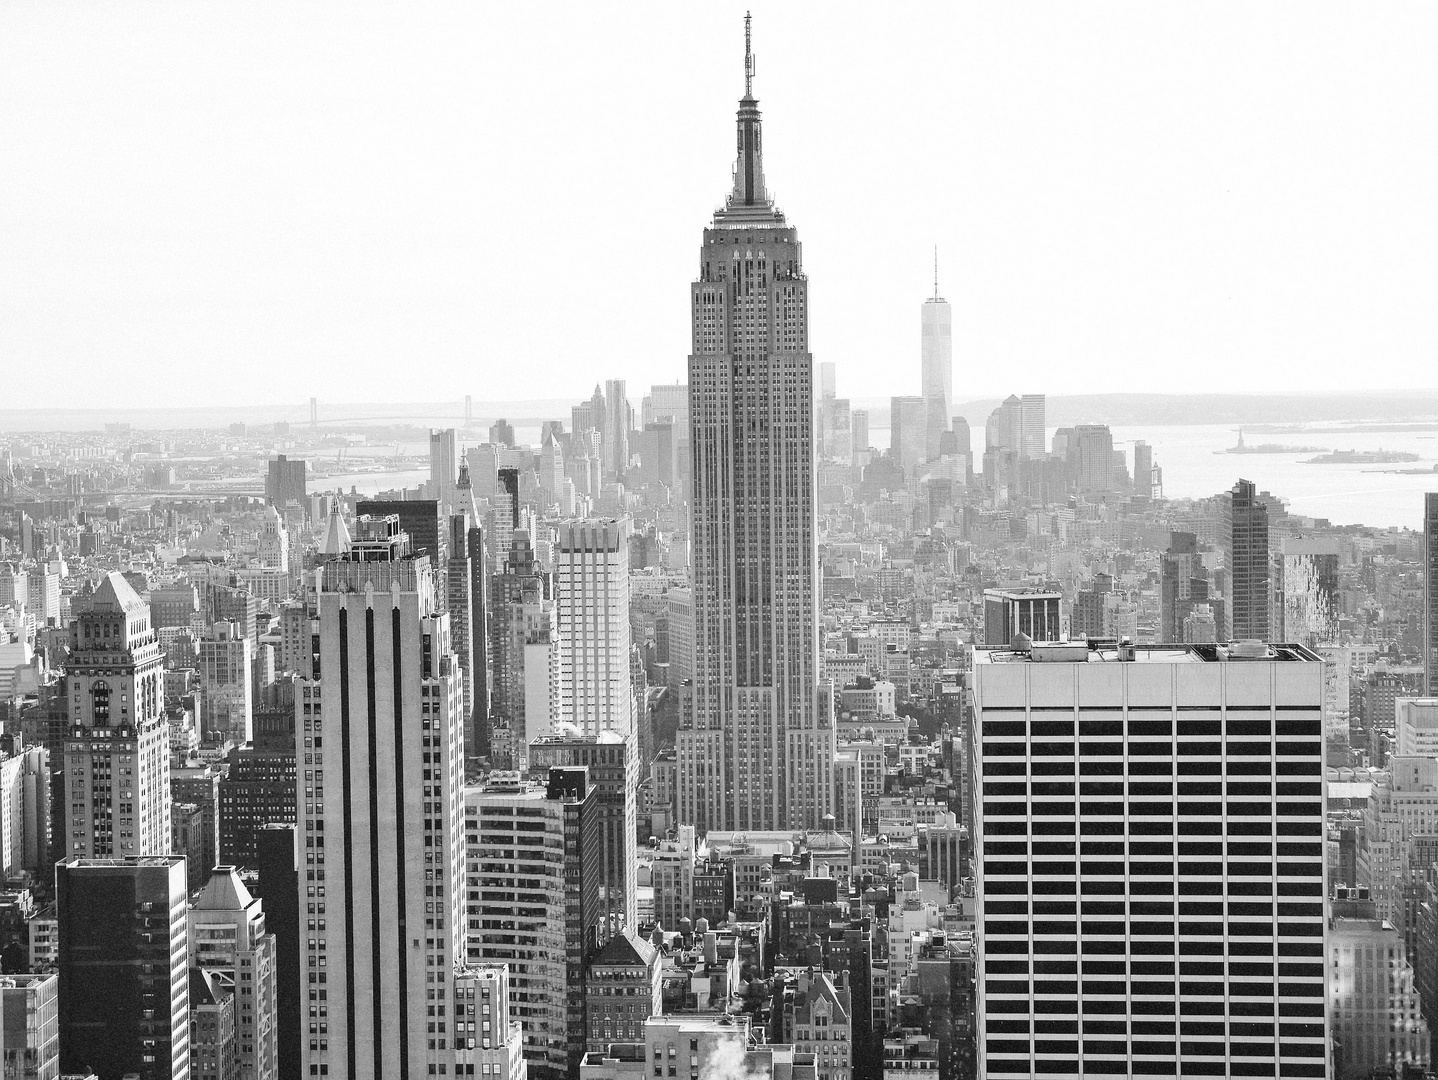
{"left": 680, "top": 13, "right": 832, "bottom": 835}
{"left": 729, "top": 12, "right": 768, "bottom": 210}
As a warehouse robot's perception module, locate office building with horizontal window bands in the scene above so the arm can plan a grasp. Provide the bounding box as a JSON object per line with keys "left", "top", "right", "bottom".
{"left": 971, "top": 639, "right": 1328, "bottom": 1079}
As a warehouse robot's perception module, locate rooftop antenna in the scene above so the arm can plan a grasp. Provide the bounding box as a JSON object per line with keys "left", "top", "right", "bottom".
{"left": 933, "top": 245, "right": 939, "bottom": 300}
{"left": 744, "top": 12, "right": 754, "bottom": 97}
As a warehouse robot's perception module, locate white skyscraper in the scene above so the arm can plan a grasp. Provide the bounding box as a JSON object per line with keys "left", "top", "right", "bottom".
{"left": 297, "top": 514, "right": 464, "bottom": 1079}
{"left": 555, "top": 518, "right": 633, "bottom": 737}
{"left": 921, "top": 254, "right": 952, "bottom": 463}
{"left": 676, "top": 16, "right": 835, "bottom": 833}
{"left": 972, "top": 638, "right": 1328, "bottom": 1078}
{"left": 430, "top": 427, "right": 458, "bottom": 512}
{"left": 1019, "top": 393, "right": 1046, "bottom": 459}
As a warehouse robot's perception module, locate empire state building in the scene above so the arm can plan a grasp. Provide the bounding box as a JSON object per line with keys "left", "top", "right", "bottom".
{"left": 677, "top": 17, "right": 835, "bottom": 833}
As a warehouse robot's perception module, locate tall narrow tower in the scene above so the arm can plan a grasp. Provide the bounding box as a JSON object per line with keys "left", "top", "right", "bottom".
{"left": 921, "top": 248, "right": 952, "bottom": 463}
{"left": 297, "top": 514, "right": 465, "bottom": 1079}
{"left": 554, "top": 518, "right": 633, "bottom": 736}
{"left": 677, "top": 15, "right": 835, "bottom": 833}
{"left": 1228, "top": 478, "right": 1271, "bottom": 641}
{"left": 429, "top": 427, "right": 458, "bottom": 513}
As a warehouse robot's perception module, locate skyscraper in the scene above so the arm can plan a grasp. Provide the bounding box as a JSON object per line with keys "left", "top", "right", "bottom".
{"left": 642, "top": 383, "right": 690, "bottom": 493}
{"left": 355, "top": 498, "right": 446, "bottom": 568}
{"left": 465, "top": 768, "right": 604, "bottom": 1080}
{"left": 1276, "top": 537, "right": 1342, "bottom": 648}
{"left": 554, "top": 519, "right": 633, "bottom": 737}
{"left": 986, "top": 395, "right": 1024, "bottom": 453}
{"left": 265, "top": 455, "right": 307, "bottom": 510}
{"left": 890, "top": 396, "right": 927, "bottom": 476}
{"left": 297, "top": 514, "right": 464, "bottom": 1079}
{"left": 197, "top": 621, "right": 253, "bottom": 744}
{"left": 971, "top": 638, "right": 1328, "bottom": 1078}
{"left": 677, "top": 16, "right": 835, "bottom": 833}
{"left": 429, "top": 427, "right": 458, "bottom": 512}
{"left": 57, "top": 855, "right": 191, "bottom": 1080}
{"left": 921, "top": 259, "right": 951, "bottom": 464}
{"left": 603, "top": 379, "right": 629, "bottom": 479}
{"left": 446, "top": 511, "right": 479, "bottom": 753}
{"left": 1133, "top": 439, "right": 1153, "bottom": 497}
{"left": 1019, "top": 393, "right": 1046, "bottom": 459}
{"left": 462, "top": 493, "right": 491, "bottom": 759}
{"left": 1159, "top": 531, "right": 1221, "bottom": 644}
{"left": 1070, "top": 423, "right": 1114, "bottom": 492}
{"left": 1229, "top": 478, "right": 1271, "bottom": 641}
{"left": 1425, "top": 493, "right": 1438, "bottom": 695}
{"left": 488, "top": 530, "right": 555, "bottom": 768}
{"left": 64, "top": 572, "right": 170, "bottom": 858}
{"left": 489, "top": 418, "right": 515, "bottom": 448}
{"left": 951, "top": 415, "right": 973, "bottom": 483}
{"left": 851, "top": 409, "right": 870, "bottom": 462}
{"left": 254, "top": 825, "right": 300, "bottom": 1080}
{"left": 529, "top": 731, "right": 639, "bottom": 935}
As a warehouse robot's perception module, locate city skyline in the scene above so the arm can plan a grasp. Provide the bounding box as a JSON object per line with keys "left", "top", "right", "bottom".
{"left": 11, "top": 7, "right": 1438, "bottom": 1080}
{"left": 8, "top": 4, "right": 1438, "bottom": 408}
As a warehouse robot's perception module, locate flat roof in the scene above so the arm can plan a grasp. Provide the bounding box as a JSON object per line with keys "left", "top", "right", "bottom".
{"left": 974, "top": 641, "right": 1323, "bottom": 665}
{"left": 1328, "top": 782, "right": 1372, "bottom": 800}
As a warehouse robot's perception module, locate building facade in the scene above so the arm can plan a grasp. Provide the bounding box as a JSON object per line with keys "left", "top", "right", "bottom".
{"left": 677, "top": 28, "right": 835, "bottom": 833}
{"left": 264, "top": 455, "right": 307, "bottom": 510}
{"left": 296, "top": 517, "right": 465, "bottom": 1079}
{"left": 189, "top": 866, "right": 278, "bottom": 1080}
{"left": 529, "top": 732, "right": 639, "bottom": 934}
{"left": 57, "top": 856, "right": 191, "bottom": 1080}
{"left": 0, "top": 973, "right": 59, "bottom": 1080}
{"left": 64, "top": 572, "right": 171, "bottom": 859}
{"left": 554, "top": 519, "right": 634, "bottom": 737}
{"left": 465, "top": 769, "right": 604, "bottom": 1080}
{"left": 971, "top": 639, "right": 1328, "bottom": 1078}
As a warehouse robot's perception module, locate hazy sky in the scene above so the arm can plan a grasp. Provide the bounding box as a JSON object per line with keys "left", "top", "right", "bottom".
{"left": 5, "top": 2, "right": 1438, "bottom": 411}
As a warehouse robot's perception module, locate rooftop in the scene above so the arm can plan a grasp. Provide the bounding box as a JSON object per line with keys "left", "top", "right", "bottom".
{"left": 974, "top": 640, "right": 1322, "bottom": 665}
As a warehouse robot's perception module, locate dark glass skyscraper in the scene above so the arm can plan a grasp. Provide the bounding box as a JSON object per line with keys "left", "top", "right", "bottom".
{"left": 1228, "top": 478, "right": 1270, "bottom": 641}
{"left": 57, "top": 856, "right": 190, "bottom": 1080}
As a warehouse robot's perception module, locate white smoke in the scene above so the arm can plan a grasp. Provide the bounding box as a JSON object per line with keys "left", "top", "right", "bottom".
{"left": 697, "top": 1037, "right": 769, "bottom": 1080}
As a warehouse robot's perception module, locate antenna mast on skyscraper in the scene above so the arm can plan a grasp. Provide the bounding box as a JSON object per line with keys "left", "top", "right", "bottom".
{"left": 745, "top": 12, "right": 754, "bottom": 96}
{"left": 934, "top": 245, "right": 939, "bottom": 300}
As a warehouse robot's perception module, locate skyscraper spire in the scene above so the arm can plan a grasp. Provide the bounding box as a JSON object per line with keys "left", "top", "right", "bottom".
{"left": 744, "top": 11, "right": 754, "bottom": 99}
{"left": 727, "top": 13, "right": 769, "bottom": 210}
{"left": 934, "top": 245, "right": 939, "bottom": 300}
{"left": 682, "top": 15, "right": 829, "bottom": 834}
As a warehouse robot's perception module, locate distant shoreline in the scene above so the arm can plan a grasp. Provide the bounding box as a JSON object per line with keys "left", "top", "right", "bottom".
{"left": 5, "top": 391, "right": 1438, "bottom": 433}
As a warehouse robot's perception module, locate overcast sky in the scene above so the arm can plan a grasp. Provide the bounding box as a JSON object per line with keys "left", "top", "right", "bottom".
{"left": 5, "top": 2, "right": 1438, "bottom": 411}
